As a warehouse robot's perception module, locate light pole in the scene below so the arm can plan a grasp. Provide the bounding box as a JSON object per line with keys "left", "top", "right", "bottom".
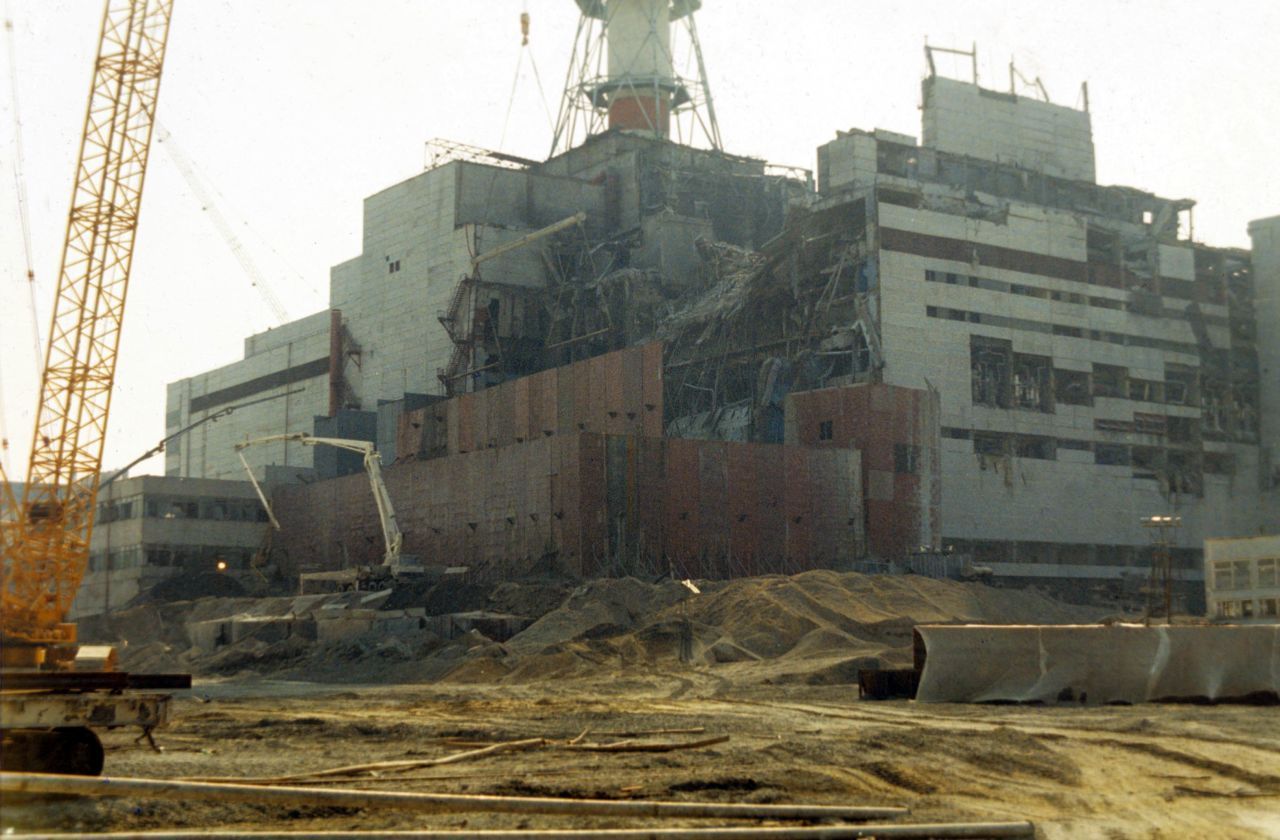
{"left": 1141, "top": 514, "right": 1181, "bottom": 625}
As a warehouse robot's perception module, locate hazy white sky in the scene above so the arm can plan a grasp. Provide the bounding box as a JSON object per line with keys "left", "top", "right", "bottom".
{"left": 2, "top": 0, "right": 1277, "bottom": 481}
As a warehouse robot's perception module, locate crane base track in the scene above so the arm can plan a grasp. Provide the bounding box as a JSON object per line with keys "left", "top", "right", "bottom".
{"left": 1, "top": 688, "right": 176, "bottom": 731}
{"left": 1, "top": 727, "right": 104, "bottom": 776}
{"left": 1, "top": 670, "right": 191, "bottom": 692}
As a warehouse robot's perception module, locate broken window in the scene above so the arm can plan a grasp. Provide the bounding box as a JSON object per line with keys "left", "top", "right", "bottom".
{"left": 1128, "top": 378, "right": 1164, "bottom": 403}
{"left": 894, "top": 444, "right": 920, "bottom": 474}
{"left": 1203, "top": 452, "right": 1235, "bottom": 475}
{"left": 1095, "top": 444, "right": 1130, "bottom": 466}
{"left": 1015, "top": 435, "right": 1055, "bottom": 460}
{"left": 973, "top": 432, "right": 1008, "bottom": 457}
{"left": 1166, "top": 416, "right": 1199, "bottom": 444}
{"left": 1054, "top": 369, "right": 1091, "bottom": 406}
{"left": 1257, "top": 558, "right": 1277, "bottom": 588}
{"left": 1172, "top": 366, "right": 1198, "bottom": 409}
{"left": 1167, "top": 450, "right": 1202, "bottom": 496}
{"left": 1092, "top": 363, "right": 1127, "bottom": 398}
{"left": 970, "top": 336, "right": 1012, "bottom": 408}
{"left": 1012, "top": 353, "right": 1052, "bottom": 412}
{"left": 818, "top": 420, "right": 833, "bottom": 441}
{"left": 1087, "top": 227, "right": 1117, "bottom": 264}
{"left": 1133, "top": 412, "right": 1167, "bottom": 435}
{"left": 1131, "top": 446, "right": 1164, "bottom": 478}
{"left": 1202, "top": 381, "right": 1228, "bottom": 434}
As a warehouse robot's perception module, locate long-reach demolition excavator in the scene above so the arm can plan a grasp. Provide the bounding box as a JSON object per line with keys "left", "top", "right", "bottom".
{"left": 234, "top": 434, "right": 425, "bottom": 592}
{"left": 0, "top": 0, "right": 189, "bottom": 775}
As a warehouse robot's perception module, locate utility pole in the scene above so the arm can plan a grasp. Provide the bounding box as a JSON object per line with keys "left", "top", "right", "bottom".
{"left": 1141, "top": 514, "right": 1181, "bottom": 625}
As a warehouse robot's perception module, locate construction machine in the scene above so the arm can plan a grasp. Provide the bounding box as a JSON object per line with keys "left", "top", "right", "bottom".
{"left": 234, "top": 434, "right": 425, "bottom": 591}
{"left": 0, "top": 0, "right": 190, "bottom": 776}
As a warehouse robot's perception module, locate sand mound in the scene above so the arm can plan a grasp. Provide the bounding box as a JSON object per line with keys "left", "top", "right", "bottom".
{"left": 83, "top": 570, "right": 1109, "bottom": 686}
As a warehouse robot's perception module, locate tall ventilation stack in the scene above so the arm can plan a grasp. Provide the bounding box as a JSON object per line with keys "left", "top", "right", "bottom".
{"left": 552, "top": 0, "right": 722, "bottom": 155}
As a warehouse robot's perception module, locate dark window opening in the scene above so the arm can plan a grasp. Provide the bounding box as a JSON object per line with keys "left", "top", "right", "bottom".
{"left": 1054, "top": 369, "right": 1092, "bottom": 406}
{"left": 1166, "top": 416, "right": 1199, "bottom": 444}
{"left": 1167, "top": 451, "right": 1203, "bottom": 496}
{"left": 1203, "top": 453, "right": 1236, "bottom": 475}
{"left": 973, "top": 432, "right": 1008, "bottom": 457}
{"left": 818, "top": 420, "right": 833, "bottom": 441}
{"left": 1015, "top": 435, "right": 1056, "bottom": 460}
{"left": 971, "top": 336, "right": 1013, "bottom": 408}
{"left": 1128, "top": 378, "right": 1164, "bottom": 403}
{"left": 894, "top": 444, "right": 920, "bottom": 474}
{"left": 1092, "top": 363, "right": 1128, "bottom": 398}
{"left": 1013, "top": 353, "right": 1053, "bottom": 412}
{"left": 1131, "top": 446, "right": 1164, "bottom": 478}
{"left": 1095, "top": 444, "right": 1130, "bottom": 466}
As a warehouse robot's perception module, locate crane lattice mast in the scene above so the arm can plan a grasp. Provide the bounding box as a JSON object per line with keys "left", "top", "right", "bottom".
{"left": 1, "top": 0, "right": 175, "bottom": 655}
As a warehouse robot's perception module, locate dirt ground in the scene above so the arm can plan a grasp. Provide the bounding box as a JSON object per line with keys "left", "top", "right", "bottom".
{"left": 8, "top": 672, "right": 1280, "bottom": 839}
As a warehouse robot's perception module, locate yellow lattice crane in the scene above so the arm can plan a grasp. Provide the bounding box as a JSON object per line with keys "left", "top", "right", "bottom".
{"left": 1, "top": 0, "right": 188, "bottom": 775}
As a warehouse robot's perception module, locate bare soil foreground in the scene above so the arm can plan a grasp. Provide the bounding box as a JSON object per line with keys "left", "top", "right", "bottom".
{"left": 7, "top": 573, "right": 1280, "bottom": 838}
{"left": 7, "top": 677, "right": 1280, "bottom": 839}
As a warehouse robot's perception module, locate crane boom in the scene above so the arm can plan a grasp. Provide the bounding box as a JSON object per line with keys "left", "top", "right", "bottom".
{"left": 1, "top": 0, "right": 175, "bottom": 651}
{"left": 155, "top": 123, "right": 291, "bottom": 324}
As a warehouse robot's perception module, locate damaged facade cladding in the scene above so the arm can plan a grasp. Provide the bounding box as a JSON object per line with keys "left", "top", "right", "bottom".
{"left": 273, "top": 346, "right": 865, "bottom": 581}
{"left": 164, "top": 58, "right": 1277, "bottom": 595}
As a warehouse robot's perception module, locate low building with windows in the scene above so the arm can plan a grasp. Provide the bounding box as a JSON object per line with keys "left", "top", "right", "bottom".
{"left": 1205, "top": 535, "right": 1280, "bottom": 622}
{"left": 70, "top": 475, "right": 272, "bottom": 619}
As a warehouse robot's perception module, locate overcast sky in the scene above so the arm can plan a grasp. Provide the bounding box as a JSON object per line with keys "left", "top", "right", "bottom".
{"left": 2, "top": 0, "right": 1276, "bottom": 481}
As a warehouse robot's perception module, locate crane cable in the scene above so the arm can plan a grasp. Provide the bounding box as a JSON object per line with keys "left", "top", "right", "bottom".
{"left": 156, "top": 122, "right": 294, "bottom": 324}
{"left": 498, "top": 6, "right": 556, "bottom": 152}
{"left": 3, "top": 11, "right": 42, "bottom": 367}
{"left": 2, "top": 6, "right": 42, "bottom": 472}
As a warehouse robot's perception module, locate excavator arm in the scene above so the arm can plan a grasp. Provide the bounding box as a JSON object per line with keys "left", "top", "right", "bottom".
{"left": 234, "top": 434, "right": 405, "bottom": 568}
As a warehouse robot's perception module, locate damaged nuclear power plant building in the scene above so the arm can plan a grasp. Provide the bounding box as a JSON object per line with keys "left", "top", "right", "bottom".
{"left": 138, "top": 2, "right": 1279, "bottom": 617}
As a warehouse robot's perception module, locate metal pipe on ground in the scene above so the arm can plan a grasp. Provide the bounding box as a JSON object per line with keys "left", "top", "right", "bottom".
{"left": 0, "top": 772, "right": 908, "bottom": 822}
{"left": 11, "top": 825, "right": 1037, "bottom": 839}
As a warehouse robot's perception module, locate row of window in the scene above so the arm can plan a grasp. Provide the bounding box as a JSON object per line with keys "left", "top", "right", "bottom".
{"left": 966, "top": 334, "right": 1259, "bottom": 441}
{"left": 929, "top": 303, "right": 1201, "bottom": 356}
{"left": 944, "top": 427, "right": 1235, "bottom": 473}
{"left": 942, "top": 537, "right": 1202, "bottom": 569}
{"left": 1211, "top": 557, "right": 1279, "bottom": 592}
{"left": 924, "top": 268, "right": 1238, "bottom": 324}
{"left": 969, "top": 336, "right": 1201, "bottom": 413}
{"left": 1214, "top": 598, "right": 1280, "bottom": 620}
{"left": 97, "top": 494, "right": 268, "bottom": 524}
{"left": 87, "top": 544, "right": 254, "bottom": 572}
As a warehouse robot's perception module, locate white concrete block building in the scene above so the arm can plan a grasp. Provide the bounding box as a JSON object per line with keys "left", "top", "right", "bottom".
{"left": 815, "top": 72, "right": 1278, "bottom": 595}
{"left": 1205, "top": 535, "right": 1280, "bottom": 621}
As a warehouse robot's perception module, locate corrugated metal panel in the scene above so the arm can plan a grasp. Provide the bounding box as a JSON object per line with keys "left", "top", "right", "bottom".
{"left": 663, "top": 438, "right": 699, "bottom": 576}
{"left": 513, "top": 376, "right": 531, "bottom": 443}
{"left": 578, "top": 432, "right": 607, "bottom": 576}
{"left": 456, "top": 394, "right": 475, "bottom": 453}
{"left": 755, "top": 443, "right": 787, "bottom": 571}
{"left": 641, "top": 341, "right": 664, "bottom": 437}
{"left": 600, "top": 352, "right": 621, "bottom": 435}
{"left": 697, "top": 440, "right": 729, "bottom": 578}
{"left": 556, "top": 364, "right": 576, "bottom": 437}
{"left": 783, "top": 446, "right": 811, "bottom": 567}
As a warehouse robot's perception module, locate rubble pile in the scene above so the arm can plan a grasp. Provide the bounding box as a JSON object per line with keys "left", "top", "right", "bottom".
{"left": 82, "top": 570, "right": 1107, "bottom": 686}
